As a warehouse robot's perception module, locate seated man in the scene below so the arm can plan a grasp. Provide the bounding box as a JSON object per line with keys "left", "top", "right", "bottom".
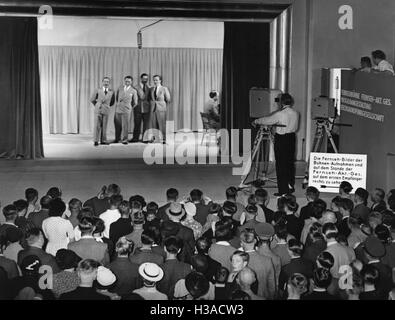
{"left": 203, "top": 90, "right": 220, "bottom": 130}
{"left": 371, "top": 50, "right": 394, "bottom": 75}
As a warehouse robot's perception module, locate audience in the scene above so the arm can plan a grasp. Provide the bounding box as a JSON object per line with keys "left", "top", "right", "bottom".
{"left": 0, "top": 181, "right": 394, "bottom": 300}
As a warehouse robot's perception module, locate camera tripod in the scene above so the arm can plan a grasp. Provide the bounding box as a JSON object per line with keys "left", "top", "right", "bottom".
{"left": 302, "top": 118, "right": 346, "bottom": 189}
{"left": 239, "top": 124, "right": 284, "bottom": 189}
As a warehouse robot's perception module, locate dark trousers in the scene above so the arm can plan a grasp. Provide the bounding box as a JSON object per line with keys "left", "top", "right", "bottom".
{"left": 114, "top": 112, "right": 130, "bottom": 142}
{"left": 132, "top": 109, "right": 150, "bottom": 141}
{"left": 274, "top": 133, "right": 296, "bottom": 194}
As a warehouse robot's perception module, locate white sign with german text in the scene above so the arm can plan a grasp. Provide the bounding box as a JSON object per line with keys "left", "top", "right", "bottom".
{"left": 309, "top": 153, "right": 367, "bottom": 193}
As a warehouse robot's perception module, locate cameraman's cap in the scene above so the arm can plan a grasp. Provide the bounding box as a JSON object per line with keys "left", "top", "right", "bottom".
{"left": 254, "top": 223, "right": 275, "bottom": 240}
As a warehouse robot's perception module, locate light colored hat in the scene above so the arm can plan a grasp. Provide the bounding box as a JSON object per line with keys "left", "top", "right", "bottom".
{"left": 139, "top": 262, "right": 164, "bottom": 282}
{"left": 97, "top": 266, "right": 117, "bottom": 286}
{"left": 165, "top": 202, "right": 185, "bottom": 217}
{"left": 184, "top": 202, "right": 197, "bottom": 217}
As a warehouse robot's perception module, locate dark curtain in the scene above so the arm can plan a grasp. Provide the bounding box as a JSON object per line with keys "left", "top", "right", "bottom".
{"left": 221, "top": 22, "right": 270, "bottom": 142}
{"left": 0, "top": 17, "right": 43, "bottom": 159}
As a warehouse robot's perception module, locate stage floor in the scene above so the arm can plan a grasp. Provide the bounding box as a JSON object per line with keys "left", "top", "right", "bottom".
{"left": 43, "top": 133, "right": 219, "bottom": 159}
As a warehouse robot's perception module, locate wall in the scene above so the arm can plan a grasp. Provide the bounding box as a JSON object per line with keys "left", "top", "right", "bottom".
{"left": 38, "top": 16, "right": 224, "bottom": 48}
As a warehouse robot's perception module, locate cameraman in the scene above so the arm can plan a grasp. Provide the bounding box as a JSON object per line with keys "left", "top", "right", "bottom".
{"left": 252, "top": 93, "right": 299, "bottom": 196}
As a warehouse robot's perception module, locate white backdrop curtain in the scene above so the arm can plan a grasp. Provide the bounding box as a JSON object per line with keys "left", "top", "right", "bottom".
{"left": 39, "top": 46, "right": 223, "bottom": 136}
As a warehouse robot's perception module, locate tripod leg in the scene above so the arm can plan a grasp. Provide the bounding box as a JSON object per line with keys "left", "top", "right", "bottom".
{"left": 239, "top": 130, "right": 264, "bottom": 186}
{"left": 325, "top": 127, "right": 339, "bottom": 153}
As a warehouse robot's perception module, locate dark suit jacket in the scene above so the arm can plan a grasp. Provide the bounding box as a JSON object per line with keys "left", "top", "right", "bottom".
{"left": 285, "top": 214, "right": 303, "bottom": 240}
{"left": 83, "top": 197, "right": 110, "bottom": 216}
{"left": 371, "top": 201, "right": 386, "bottom": 213}
{"left": 109, "top": 217, "right": 133, "bottom": 245}
{"left": 67, "top": 238, "right": 110, "bottom": 266}
{"left": 157, "top": 259, "right": 192, "bottom": 298}
{"left": 157, "top": 203, "right": 171, "bottom": 221}
{"left": 0, "top": 256, "right": 19, "bottom": 279}
{"left": 28, "top": 210, "right": 49, "bottom": 229}
{"left": 192, "top": 253, "right": 221, "bottom": 283}
{"left": 300, "top": 202, "right": 314, "bottom": 221}
{"left": 369, "top": 261, "right": 393, "bottom": 296}
{"left": 109, "top": 257, "right": 141, "bottom": 296}
{"left": 17, "top": 246, "right": 60, "bottom": 274}
{"left": 194, "top": 203, "right": 210, "bottom": 226}
{"left": 135, "top": 83, "right": 151, "bottom": 113}
{"left": 337, "top": 216, "right": 351, "bottom": 238}
{"left": 129, "top": 248, "right": 164, "bottom": 266}
{"left": 352, "top": 204, "right": 371, "bottom": 223}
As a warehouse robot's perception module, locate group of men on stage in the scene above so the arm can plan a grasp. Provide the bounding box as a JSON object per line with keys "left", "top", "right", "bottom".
{"left": 90, "top": 73, "right": 171, "bottom": 146}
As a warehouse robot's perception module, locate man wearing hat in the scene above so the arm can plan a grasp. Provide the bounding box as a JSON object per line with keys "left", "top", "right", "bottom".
{"left": 255, "top": 222, "right": 281, "bottom": 289}
{"left": 95, "top": 266, "right": 120, "bottom": 300}
{"left": 161, "top": 202, "right": 195, "bottom": 263}
{"left": 363, "top": 235, "right": 393, "bottom": 296}
{"left": 133, "top": 262, "right": 167, "bottom": 300}
{"left": 181, "top": 202, "right": 202, "bottom": 240}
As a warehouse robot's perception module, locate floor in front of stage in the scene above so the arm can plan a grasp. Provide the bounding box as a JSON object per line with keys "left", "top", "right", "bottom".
{"left": 42, "top": 133, "right": 219, "bottom": 159}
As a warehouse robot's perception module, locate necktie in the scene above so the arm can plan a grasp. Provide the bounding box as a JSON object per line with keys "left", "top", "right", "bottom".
{"left": 154, "top": 87, "right": 158, "bottom": 100}
{"left": 143, "top": 84, "right": 147, "bottom": 94}
{"left": 104, "top": 89, "right": 108, "bottom": 95}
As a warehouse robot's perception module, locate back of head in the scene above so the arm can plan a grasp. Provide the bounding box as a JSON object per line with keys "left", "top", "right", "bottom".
{"left": 146, "top": 202, "right": 159, "bottom": 215}
{"left": 78, "top": 259, "right": 100, "bottom": 275}
{"left": 115, "top": 237, "right": 134, "bottom": 256}
{"left": 214, "top": 221, "right": 233, "bottom": 242}
{"left": 321, "top": 210, "right": 337, "bottom": 224}
{"left": 3, "top": 204, "right": 17, "bottom": 220}
{"left": 288, "top": 238, "right": 303, "bottom": 256}
{"left": 185, "top": 271, "right": 210, "bottom": 299}
{"left": 237, "top": 267, "right": 256, "bottom": 287}
{"left": 316, "top": 251, "right": 335, "bottom": 270}
{"left": 190, "top": 189, "right": 203, "bottom": 202}
{"left": 279, "top": 93, "right": 294, "bottom": 107}
{"left": 361, "top": 56, "right": 372, "bottom": 67}
{"left": 306, "top": 186, "right": 320, "bottom": 201}
{"left": 49, "top": 198, "right": 66, "bottom": 217}
{"left": 92, "top": 217, "right": 105, "bottom": 235}
{"left": 374, "top": 224, "right": 390, "bottom": 243}
{"left": 118, "top": 200, "right": 130, "bottom": 216}
{"left": 40, "top": 195, "right": 52, "bottom": 210}
{"left": 110, "top": 194, "right": 123, "bottom": 207}
{"left": 68, "top": 198, "right": 82, "bottom": 211}
{"left": 56, "top": 249, "right": 82, "bottom": 270}
{"left": 191, "top": 254, "right": 209, "bottom": 274}
{"left": 166, "top": 188, "right": 179, "bottom": 201}
{"left": 132, "top": 210, "right": 145, "bottom": 225}
{"left": 284, "top": 197, "right": 299, "bottom": 213}
{"left": 355, "top": 188, "right": 369, "bottom": 205}
{"left": 372, "top": 50, "right": 386, "bottom": 61}
{"left": 311, "top": 199, "right": 327, "bottom": 219}
{"left": 215, "top": 266, "right": 230, "bottom": 284}
{"left": 340, "top": 181, "right": 353, "bottom": 194}
{"left": 196, "top": 237, "right": 211, "bottom": 255}
{"left": 129, "top": 195, "right": 146, "bottom": 208}
{"left": 25, "top": 228, "right": 43, "bottom": 246}
{"left": 361, "top": 264, "right": 380, "bottom": 286}
{"left": 107, "top": 184, "right": 121, "bottom": 196}
{"left": 338, "top": 198, "right": 354, "bottom": 212}
{"left": 322, "top": 223, "right": 338, "bottom": 240}
{"left": 164, "top": 236, "right": 182, "bottom": 254}
{"left": 13, "top": 199, "right": 28, "bottom": 213}
{"left": 79, "top": 216, "right": 96, "bottom": 234}
{"left": 225, "top": 186, "right": 238, "bottom": 200}
{"left": 222, "top": 201, "right": 237, "bottom": 216}
{"left": 25, "top": 188, "right": 38, "bottom": 202}
{"left": 47, "top": 187, "right": 62, "bottom": 199}
{"left": 274, "top": 221, "right": 288, "bottom": 240}
{"left": 77, "top": 207, "right": 94, "bottom": 222}
{"left": 141, "top": 230, "right": 155, "bottom": 246}
{"left": 240, "top": 229, "right": 256, "bottom": 245}
{"left": 313, "top": 267, "right": 332, "bottom": 289}
{"left": 255, "top": 188, "right": 268, "bottom": 202}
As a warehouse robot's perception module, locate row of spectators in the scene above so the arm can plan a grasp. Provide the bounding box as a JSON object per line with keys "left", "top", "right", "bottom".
{"left": 0, "top": 182, "right": 394, "bottom": 300}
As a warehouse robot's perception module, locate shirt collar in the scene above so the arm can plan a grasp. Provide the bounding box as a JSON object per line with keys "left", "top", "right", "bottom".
{"left": 368, "top": 260, "right": 380, "bottom": 264}
{"left": 3, "top": 222, "right": 16, "bottom": 226}
{"left": 313, "top": 288, "right": 326, "bottom": 292}
{"left": 327, "top": 240, "right": 338, "bottom": 246}
{"left": 81, "top": 235, "right": 95, "bottom": 239}
{"left": 216, "top": 241, "right": 230, "bottom": 246}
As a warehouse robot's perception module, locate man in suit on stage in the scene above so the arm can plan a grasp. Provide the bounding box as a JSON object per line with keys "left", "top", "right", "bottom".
{"left": 131, "top": 73, "right": 151, "bottom": 143}
{"left": 89, "top": 77, "right": 115, "bottom": 146}
{"left": 114, "top": 76, "right": 138, "bottom": 145}
{"left": 149, "top": 75, "right": 171, "bottom": 144}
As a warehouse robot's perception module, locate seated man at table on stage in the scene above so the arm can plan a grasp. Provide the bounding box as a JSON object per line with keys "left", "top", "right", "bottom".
{"left": 114, "top": 76, "right": 138, "bottom": 145}
{"left": 131, "top": 73, "right": 151, "bottom": 143}
{"left": 90, "top": 77, "right": 115, "bottom": 146}
{"left": 203, "top": 90, "right": 221, "bottom": 130}
{"left": 252, "top": 93, "right": 299, "bottom": 197}
{"left": 371, "top": 50, "right": 394, "bottom": 76}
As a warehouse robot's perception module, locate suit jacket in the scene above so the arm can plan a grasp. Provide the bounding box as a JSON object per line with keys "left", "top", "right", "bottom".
{"left": 135, "top": 83, "right": 151, "bottom": 113}
{"left": 208, "top": 243, "right": 237, "bottom": 273}
{"left": 157, "top": 259, "right": 192, "bottom": 298}
{"left": 157, "top": 203, "right": 171, "bottom": 221}
{"left": 90, "top": 88, "right": 115, "bottom": 115}
{"left": 247, "top": 251, "right": 277, "bottom": 299}
{"left": 352, "top": 204, "right": 371, "bottom": 223}
{"left": 129, "top": 248, "right": 164, "bottom": 266}
{"left": 67, "top": 237, "right": 110, "bottom": 266}
{"left": 279, "top": 257, "right": 314, "bottom": 292}
{"left": 149, "top": 85, "right": 170, "bottom": 112}
{"left": 371, "top": 200, "right": 386, "bottom": 213}
{"left": 17, "top": 246, "right": 61, "bottom": 274}
{"left": 109, "top": 257, "right": 141, "bottom": 296}
{"left": 0, "top": 255, "right": 19, "bottom": 279}
{"left": 194, "top": 202, "right": 210, "bottom": 226}
{"left": 115, "top": 85, "right": 138, "bottom": 114}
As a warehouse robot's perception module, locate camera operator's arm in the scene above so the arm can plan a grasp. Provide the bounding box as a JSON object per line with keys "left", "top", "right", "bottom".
{"left": 252, "top": 112, "right": 280, "bottom": 126}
